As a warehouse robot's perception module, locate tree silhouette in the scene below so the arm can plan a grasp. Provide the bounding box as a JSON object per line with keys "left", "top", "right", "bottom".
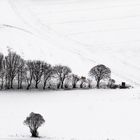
{"left": 24, "top": 112, "right": 45, "bottom": 137}
{"left": 17, "top": 58, "right": 26, "bottom": 89}
{"left": 32, "top": 61, "right": 44, "bottom": 89}
{"left": 0, "top": 53, "right": 5, "bottom": 89}
{"left": 42, "top": 63, "right": 53, "bottom": 90}
{"left": 5, "top": 50, "right": 21, "bottom": 89}
{"left": 53, "top": 65, "right": 71, "bottom": 88}
{"left": 89, "top": 64, "right": 111, "bottom": 88}
{"left": 26, "top": 61, "right": 34, "bottom": 90}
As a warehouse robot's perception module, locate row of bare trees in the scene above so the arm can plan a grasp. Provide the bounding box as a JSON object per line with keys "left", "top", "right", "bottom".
{"left": 0, "top": 50, "right": 113, "bottom": 90}
{"left": 0, "top": 50, "right": 89, "bottom": 90}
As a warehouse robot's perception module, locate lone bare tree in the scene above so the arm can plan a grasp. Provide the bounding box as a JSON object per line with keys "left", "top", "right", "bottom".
{"left": 24, "top": 112, "right": 45, "bottom": 137}
{"left": 89, "top": 64, "right": 111, "bottom": 88}
{"left": 5, "top": 50, "right": 21, "bottom": 89}
{"left": 53, "top": 65, "right": 71, "bottom": 88}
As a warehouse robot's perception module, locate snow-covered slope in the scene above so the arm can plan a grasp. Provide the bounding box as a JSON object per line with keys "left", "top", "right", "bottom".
{"left": 1, "top": 0, "right": 140, "bottom": 86}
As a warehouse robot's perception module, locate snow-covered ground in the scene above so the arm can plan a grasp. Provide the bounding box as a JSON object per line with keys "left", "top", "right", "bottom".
{"left": 0, "top": 0, "right": 140, "bottom": 86}
{"left": 0, "top": 0, "right": 140, "bottom": 140}
{"left": 0, "top": 89, "right": 140, "bottom": 140}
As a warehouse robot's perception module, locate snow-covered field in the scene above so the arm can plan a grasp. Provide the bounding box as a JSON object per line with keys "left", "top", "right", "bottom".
{"left": 0, "top": 89, "right": 140, "bottom": 140}
{"left": 0, "top": 0, "right": 140, "bottom": 85}
{"left": 0, "top": 0, "right": 140, "bottom": 140}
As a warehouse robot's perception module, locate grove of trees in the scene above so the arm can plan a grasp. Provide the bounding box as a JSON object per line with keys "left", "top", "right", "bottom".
{"left": 0, "top": 50, "right": 116, "bottom": 90}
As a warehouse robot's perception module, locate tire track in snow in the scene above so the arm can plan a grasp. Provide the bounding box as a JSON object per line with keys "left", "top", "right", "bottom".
{"left": 0, "top": 24, "right": 33, "bottom": 35}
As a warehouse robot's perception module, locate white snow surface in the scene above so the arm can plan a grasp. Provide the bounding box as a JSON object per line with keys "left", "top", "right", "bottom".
{"left": 0, "top": 1, "right": 140, "bottom": 139}
{"left": 0, "top": 0, "right": 140, "bottom": 86}
{"left": 0, "top": 89, "right": 140, "bottom": 140}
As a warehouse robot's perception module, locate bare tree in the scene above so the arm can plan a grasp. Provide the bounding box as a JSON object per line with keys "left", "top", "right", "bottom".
{"left": 42, "top": 63, "right": 53, "bottom": 90}
{"left": 0, "top": 53, "right": 4, "bottom": 71}
{"left": 53, "top": 65, "right": 71, "bottom": 89}
{"left": 5, "top": 50, "right": 21, "bottom": 89}
{"left": 26, "top": 61, "right": 34, "bottom": 90}
{"left": 24, "top": 112, "right": 45, "bottom": 137}
{"left": 0, "top": 53, "right": 5, "bottom": 89}
{"left": 17, "top": 58, "right": 26, "bottom": 89}
{"left": 79, "top": 76, "right": 86, "bottom": 88}
{"left": 32, "top": 60, "right": 44, "bottom": 89}
{"left": 63, "top": 74, "right": 74, "bottom": 89}
{"left": 89, "top": 64, "right": 111, "bottom": 88}
{"left": 72, "top": 74, "right": 79, "bottom": 88}
{"left": 108, "top": 78, "right": 115, "bottom": 88}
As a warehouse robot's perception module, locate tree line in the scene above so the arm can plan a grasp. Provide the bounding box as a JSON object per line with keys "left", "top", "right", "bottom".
{"left": 0, "top": 49, "right": 115, "bottom": 90}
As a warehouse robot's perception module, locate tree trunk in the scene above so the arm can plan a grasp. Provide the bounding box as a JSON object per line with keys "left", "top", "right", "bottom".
{"left": 96, "top": 80, "right": 100, "bottom": 89}
{"left": 27, "top": 82, "right": 31, "bottom": 90}
{"left": 26, "top": 77, "right": 32, "bottom": 90}
{"left": 19, "top": 80, "right": 23, "bottom": 89}
{"left": 17, "top": 73, "right": 20, "bottom": 89}
{"left": 88, "top": 83, "right": 91, "bottom": 88}
{"left": 1, "top": 77, "right": 4, "bottom": 89}
{"left": 60, "top": 77, "right": 65, "bottom": 89}
{"left": 73, "top": 83, "right": 76, "bottom": 88}
{"left": 10, "top": 78, "right": 13, "bottom": 89}
{"left": 57, "top": 83, "right": 60, "bottom": 89}
{"left": 61, "top": 80, "right": 64, "bottom": 89}
{"left": 35, "top": 81, "right": 38, "bottom": 89}
{"left": 19, "top": 71, "right": 23, "bottom": 89}
{"left": 43, "top": 80, "right": 47, "bottom": 90}
{"left": 27, "top": 84, "right": 31, "bottom": 90}
{"left": 30, "top": 129, "right": 38, "bottom": 137}
{"left": 58, "top": 80, "right": 63, "bottom": 89}
{"left": 80, "top": 83, "right": 82, "bottom": 88}
{"left": 5, "top": 75, "right": 7, "bottom": 89}
{"left": 7, "top": 77, "right": 10, "bottom": 89}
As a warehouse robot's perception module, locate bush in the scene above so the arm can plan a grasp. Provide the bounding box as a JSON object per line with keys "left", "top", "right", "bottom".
{"left": 24, "top": 112, "right": 45, "bottom": 137}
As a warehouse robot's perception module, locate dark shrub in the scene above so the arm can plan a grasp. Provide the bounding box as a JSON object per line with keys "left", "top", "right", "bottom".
{"left": 24, "top": 112, "right": 45, "bottom": 137}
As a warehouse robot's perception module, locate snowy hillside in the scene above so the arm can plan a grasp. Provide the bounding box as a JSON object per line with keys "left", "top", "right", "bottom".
{"left": 0, "top": 0, "right": 140, "bottom": 86}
